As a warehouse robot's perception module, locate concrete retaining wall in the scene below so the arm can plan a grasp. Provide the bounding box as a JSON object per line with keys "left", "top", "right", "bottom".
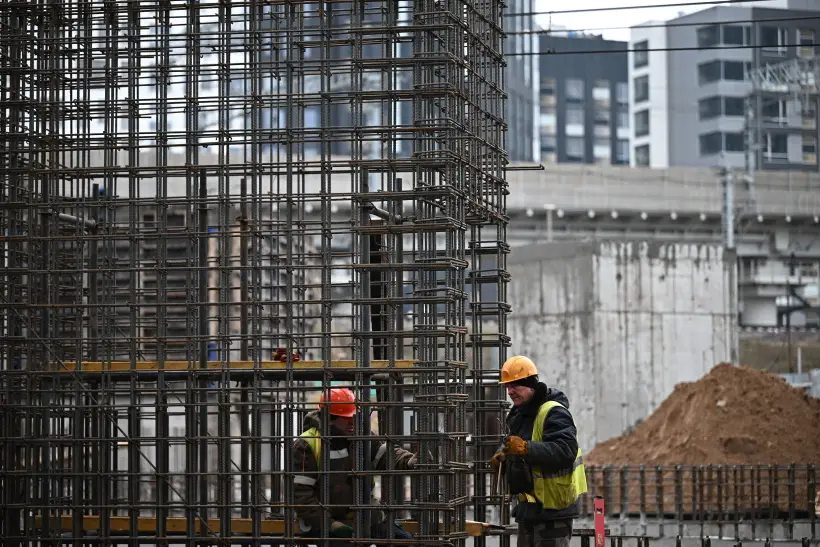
{"left": 507, "top": 240, "right": 738, "bottom": 452}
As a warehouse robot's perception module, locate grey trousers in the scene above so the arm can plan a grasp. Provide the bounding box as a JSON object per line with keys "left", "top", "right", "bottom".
{"left": 517, "top": 520, "right": 572, "bottom": 547}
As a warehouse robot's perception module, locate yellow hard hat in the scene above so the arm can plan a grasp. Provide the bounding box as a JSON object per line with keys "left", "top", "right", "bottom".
{"left": 499, "top": 355, "right": 538, "bottom": 384}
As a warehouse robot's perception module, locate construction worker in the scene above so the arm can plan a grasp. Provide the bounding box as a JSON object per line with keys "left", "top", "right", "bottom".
{"left": 291, "top": 387, "right": 416, "bottom": 546}
{"left": 491, "top": 356, "right": 588, "bottom": 547}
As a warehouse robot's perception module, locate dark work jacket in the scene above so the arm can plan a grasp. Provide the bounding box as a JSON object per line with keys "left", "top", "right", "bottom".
{"left": 291, "top": 410, "right": 416, "bottom": 532}
{"left": 501, "top": 383, "right": 581, "bottom": 523}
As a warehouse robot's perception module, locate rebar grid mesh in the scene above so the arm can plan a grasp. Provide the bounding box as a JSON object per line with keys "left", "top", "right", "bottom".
{"left": 0, "top": 0, "right": 511, "bottom": 545}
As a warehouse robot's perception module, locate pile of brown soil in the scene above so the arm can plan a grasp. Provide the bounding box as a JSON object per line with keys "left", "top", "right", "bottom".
{"left": 587, "top": 363, "right": 820, "bottom": 466}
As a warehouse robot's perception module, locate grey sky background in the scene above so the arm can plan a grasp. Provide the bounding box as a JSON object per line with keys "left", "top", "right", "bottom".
{"left": 533, "top": 0, "right": 756, "bottom": 42}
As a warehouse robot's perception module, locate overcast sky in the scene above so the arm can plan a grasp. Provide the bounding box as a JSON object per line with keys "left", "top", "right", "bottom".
{"left": 533, "top": 0, "right": 756, "bottom": 42}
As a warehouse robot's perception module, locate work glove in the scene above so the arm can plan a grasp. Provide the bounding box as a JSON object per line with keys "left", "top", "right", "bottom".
{"left": 405, "top": 451, "right": 417, "bottom": 469}
{"left": 503, "top": 436, "right": 528, "bottom": 457}
{"left": 330, "top": 521, "right": 355, "bottom": 538}
{"left": 490, "top": 450, "right": 505, "bottom": 470}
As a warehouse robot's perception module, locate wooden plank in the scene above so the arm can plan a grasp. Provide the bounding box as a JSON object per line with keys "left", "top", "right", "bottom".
{"left": 46, "top": 359, "right": 419, "bottom": 373}
{"left": 32, "top": 516, "right": 495, "bottom": 537}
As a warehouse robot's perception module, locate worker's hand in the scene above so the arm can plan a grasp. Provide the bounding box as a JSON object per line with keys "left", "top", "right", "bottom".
{"left": 490, "top": 451, "right": 505, "bottom": 470}
{"left": 330, "top": 521, "right": 355, "bottom": 538}
{"left": 405, "top": 451, "right": 417, "bottom": 469}
{"left": 503, "top": 436, "right": 528, "bottom": 457}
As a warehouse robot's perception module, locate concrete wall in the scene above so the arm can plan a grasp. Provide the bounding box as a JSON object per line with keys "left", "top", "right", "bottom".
{"left": 507, "top": 240, "right": 738, "bottom": 452}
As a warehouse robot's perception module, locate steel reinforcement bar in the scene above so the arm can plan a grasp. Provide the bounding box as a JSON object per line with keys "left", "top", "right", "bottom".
{"left": 0, "top": 0, "right": 510, "bottom": 546}
{"left": 578, "top": 465, "right": 818, "bottom": 541}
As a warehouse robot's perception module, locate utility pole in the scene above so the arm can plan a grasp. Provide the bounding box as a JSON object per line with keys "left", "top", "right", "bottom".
{"left": 722, "top": 168, "right": 735, "bottom": 251}
{"left": 721, "top": 167, "right": 740, "bottom": 365}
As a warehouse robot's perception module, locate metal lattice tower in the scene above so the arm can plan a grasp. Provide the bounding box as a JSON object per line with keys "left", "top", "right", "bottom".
{"left": 0, "top": 1, "right": 511, "bottom": 545}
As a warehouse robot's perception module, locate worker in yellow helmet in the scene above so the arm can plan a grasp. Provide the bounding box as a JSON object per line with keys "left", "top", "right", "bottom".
{"left": 490, "top": 356, "right": 588, "bottom": 547}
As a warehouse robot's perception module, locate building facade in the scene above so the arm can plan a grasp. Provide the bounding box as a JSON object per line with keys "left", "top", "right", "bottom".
{"left": 506, "top": 0, "right": 541, "bottom": 162}
{"left": 629, "top": 3, "right": 820, "bottom": 170}
{"left": 538, "top": 34, "right": 629, "bottom": 165}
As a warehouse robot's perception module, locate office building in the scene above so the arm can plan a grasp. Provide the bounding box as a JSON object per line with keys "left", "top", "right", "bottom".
{"left": 539, "top": 33, "right": 629, "bottom": 165}
{"left": 629, "top": 2, "right": 820, "bottom": 170}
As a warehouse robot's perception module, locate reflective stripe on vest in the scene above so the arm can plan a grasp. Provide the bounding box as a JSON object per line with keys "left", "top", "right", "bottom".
{"left": 522, "top": 400, "right": 588, "bottom": 510}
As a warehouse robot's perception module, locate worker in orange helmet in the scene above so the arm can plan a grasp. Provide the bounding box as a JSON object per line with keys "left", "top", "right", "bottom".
{"left": 491, "top": 356, "right": 588, "bottom": 547}
{"left": 291, "top": 387, "right": 418, "bottom": 546}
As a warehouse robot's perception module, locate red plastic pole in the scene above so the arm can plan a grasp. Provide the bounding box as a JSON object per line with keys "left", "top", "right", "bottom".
{"left": 594, "top": 496, "right": 605, "bottom": 547}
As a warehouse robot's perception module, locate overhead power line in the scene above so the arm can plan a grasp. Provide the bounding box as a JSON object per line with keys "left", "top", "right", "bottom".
{"left": 506, "top": 14, "right": 820, "bottom": 36}
{"left": 505, "top": 41, "right": 820, "bottom": 56}
{"left": 504, "top": 0, "right": 770, "bottom": 17}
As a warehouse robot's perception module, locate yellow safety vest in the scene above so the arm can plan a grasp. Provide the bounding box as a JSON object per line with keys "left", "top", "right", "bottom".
{"left": 519, "top": 400, "right": 588, "bottom": 510}
{"left": 300, "top": 427, "right": 322, "bottom": 460}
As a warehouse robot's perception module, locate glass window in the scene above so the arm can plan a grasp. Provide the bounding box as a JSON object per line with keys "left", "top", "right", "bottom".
{"left": 798, "top": 29, "right": 816, "bottom": 58}
{"left": 697, "top": 25, "right": 719, "bottom": 47}
{"left": 634, "top": 110, "right": 649, "bottom": 137}
{"left": 803, "top": 135, "right": 817, "bottom": 163}
{"left": 634, "top": 75, "right": 649, "bottom": 103}
{"left": 725, "top": 132, "right": 745, "bottom": 152}
{"left": 593, "top": 79, "right": 611, "bottom": 102}
{"left": 633, "top": 40, "right": 649, "bottom": 68}
{"left": 540, "top": 94, "right": 557, "bottom": 112}
{"left": 616, "top": 82, "right": 628, "bottom": 104}
{"left": 593, "top": 137, "right": 610, "bottom": 160}
{"left": 723, "top": 61, "right": 746, "bottom": 81}
{"left": 541, "top": 77, "right": 556, "bottom": 96}
{"left": 699, "top": 96, "right": 722, "bottom": 120}
{"left": 699, "top": 131, "right": 722, "bottom": 155}
{"left": 764, "top": 133, "right": 788, "bottom": 160}
{"left": 698, "top": 61, "right": 721, "bottom": 84}
{"left": 617, "top": 108, "right": 629, "bottom": 129}
{"left": 541, "top": 133, "right": 556, "bottom": 152}
{"left": 803, "top": 103, "right": 817, "bottom": 127}
{"left": 566, "top": 105, "right": 585, "bottom": 126}
{"left": 762, "top": 99, "right": 787, "bottom": 121}
{"left": 722, "top": 25, "right": 746, "bottom": 45}
{"left": 595, "top": 109, "right": 611, "bottom": 127}
{"left": 635, "top": 144, "right": 650, "bottom": 166}
{"left": 566, "top": 78, "right": 584, "bottom": 101}
{"left": 566, "top": 137, "right": 584, "bottom": 161}
{"left": 616, "top": 139, "right": 629, "bottom": 163}
{"left": 724, "top": 97, "right": 745, "bottom": 117}
{"left": 761, "top": 27, "right": 788, "bottom": 53}
{"left": 770, "top": 133, "right": 787, "bottom": 153}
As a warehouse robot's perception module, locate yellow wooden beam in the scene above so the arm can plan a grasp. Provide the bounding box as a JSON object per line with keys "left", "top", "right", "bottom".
{"left": 32, "top": 516, "right": 493, "bottom": 537}
{"left": 47, "top": 359, "right": 419, "bottom": 373}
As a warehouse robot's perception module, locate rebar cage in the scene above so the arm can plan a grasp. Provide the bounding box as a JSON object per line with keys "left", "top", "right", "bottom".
{"left": 0, "top": 0, "right": 511, "bottom": 545}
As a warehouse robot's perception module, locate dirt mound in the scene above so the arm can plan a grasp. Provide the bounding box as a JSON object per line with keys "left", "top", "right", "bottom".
{"left": 587, "top": 363, "right": 820, "bottom": 465}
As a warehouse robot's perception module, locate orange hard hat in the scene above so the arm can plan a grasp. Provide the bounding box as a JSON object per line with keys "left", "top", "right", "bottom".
{"left": 319, "top": 388, "right": 357, "bottom": 417}
{"left": 499, "top": 356, "right": 538, "bottom": 384}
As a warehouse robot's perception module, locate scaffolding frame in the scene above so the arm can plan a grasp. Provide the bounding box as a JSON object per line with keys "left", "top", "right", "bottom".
{"left": 0, "top": 0, "right": 511, "bottom": 545}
